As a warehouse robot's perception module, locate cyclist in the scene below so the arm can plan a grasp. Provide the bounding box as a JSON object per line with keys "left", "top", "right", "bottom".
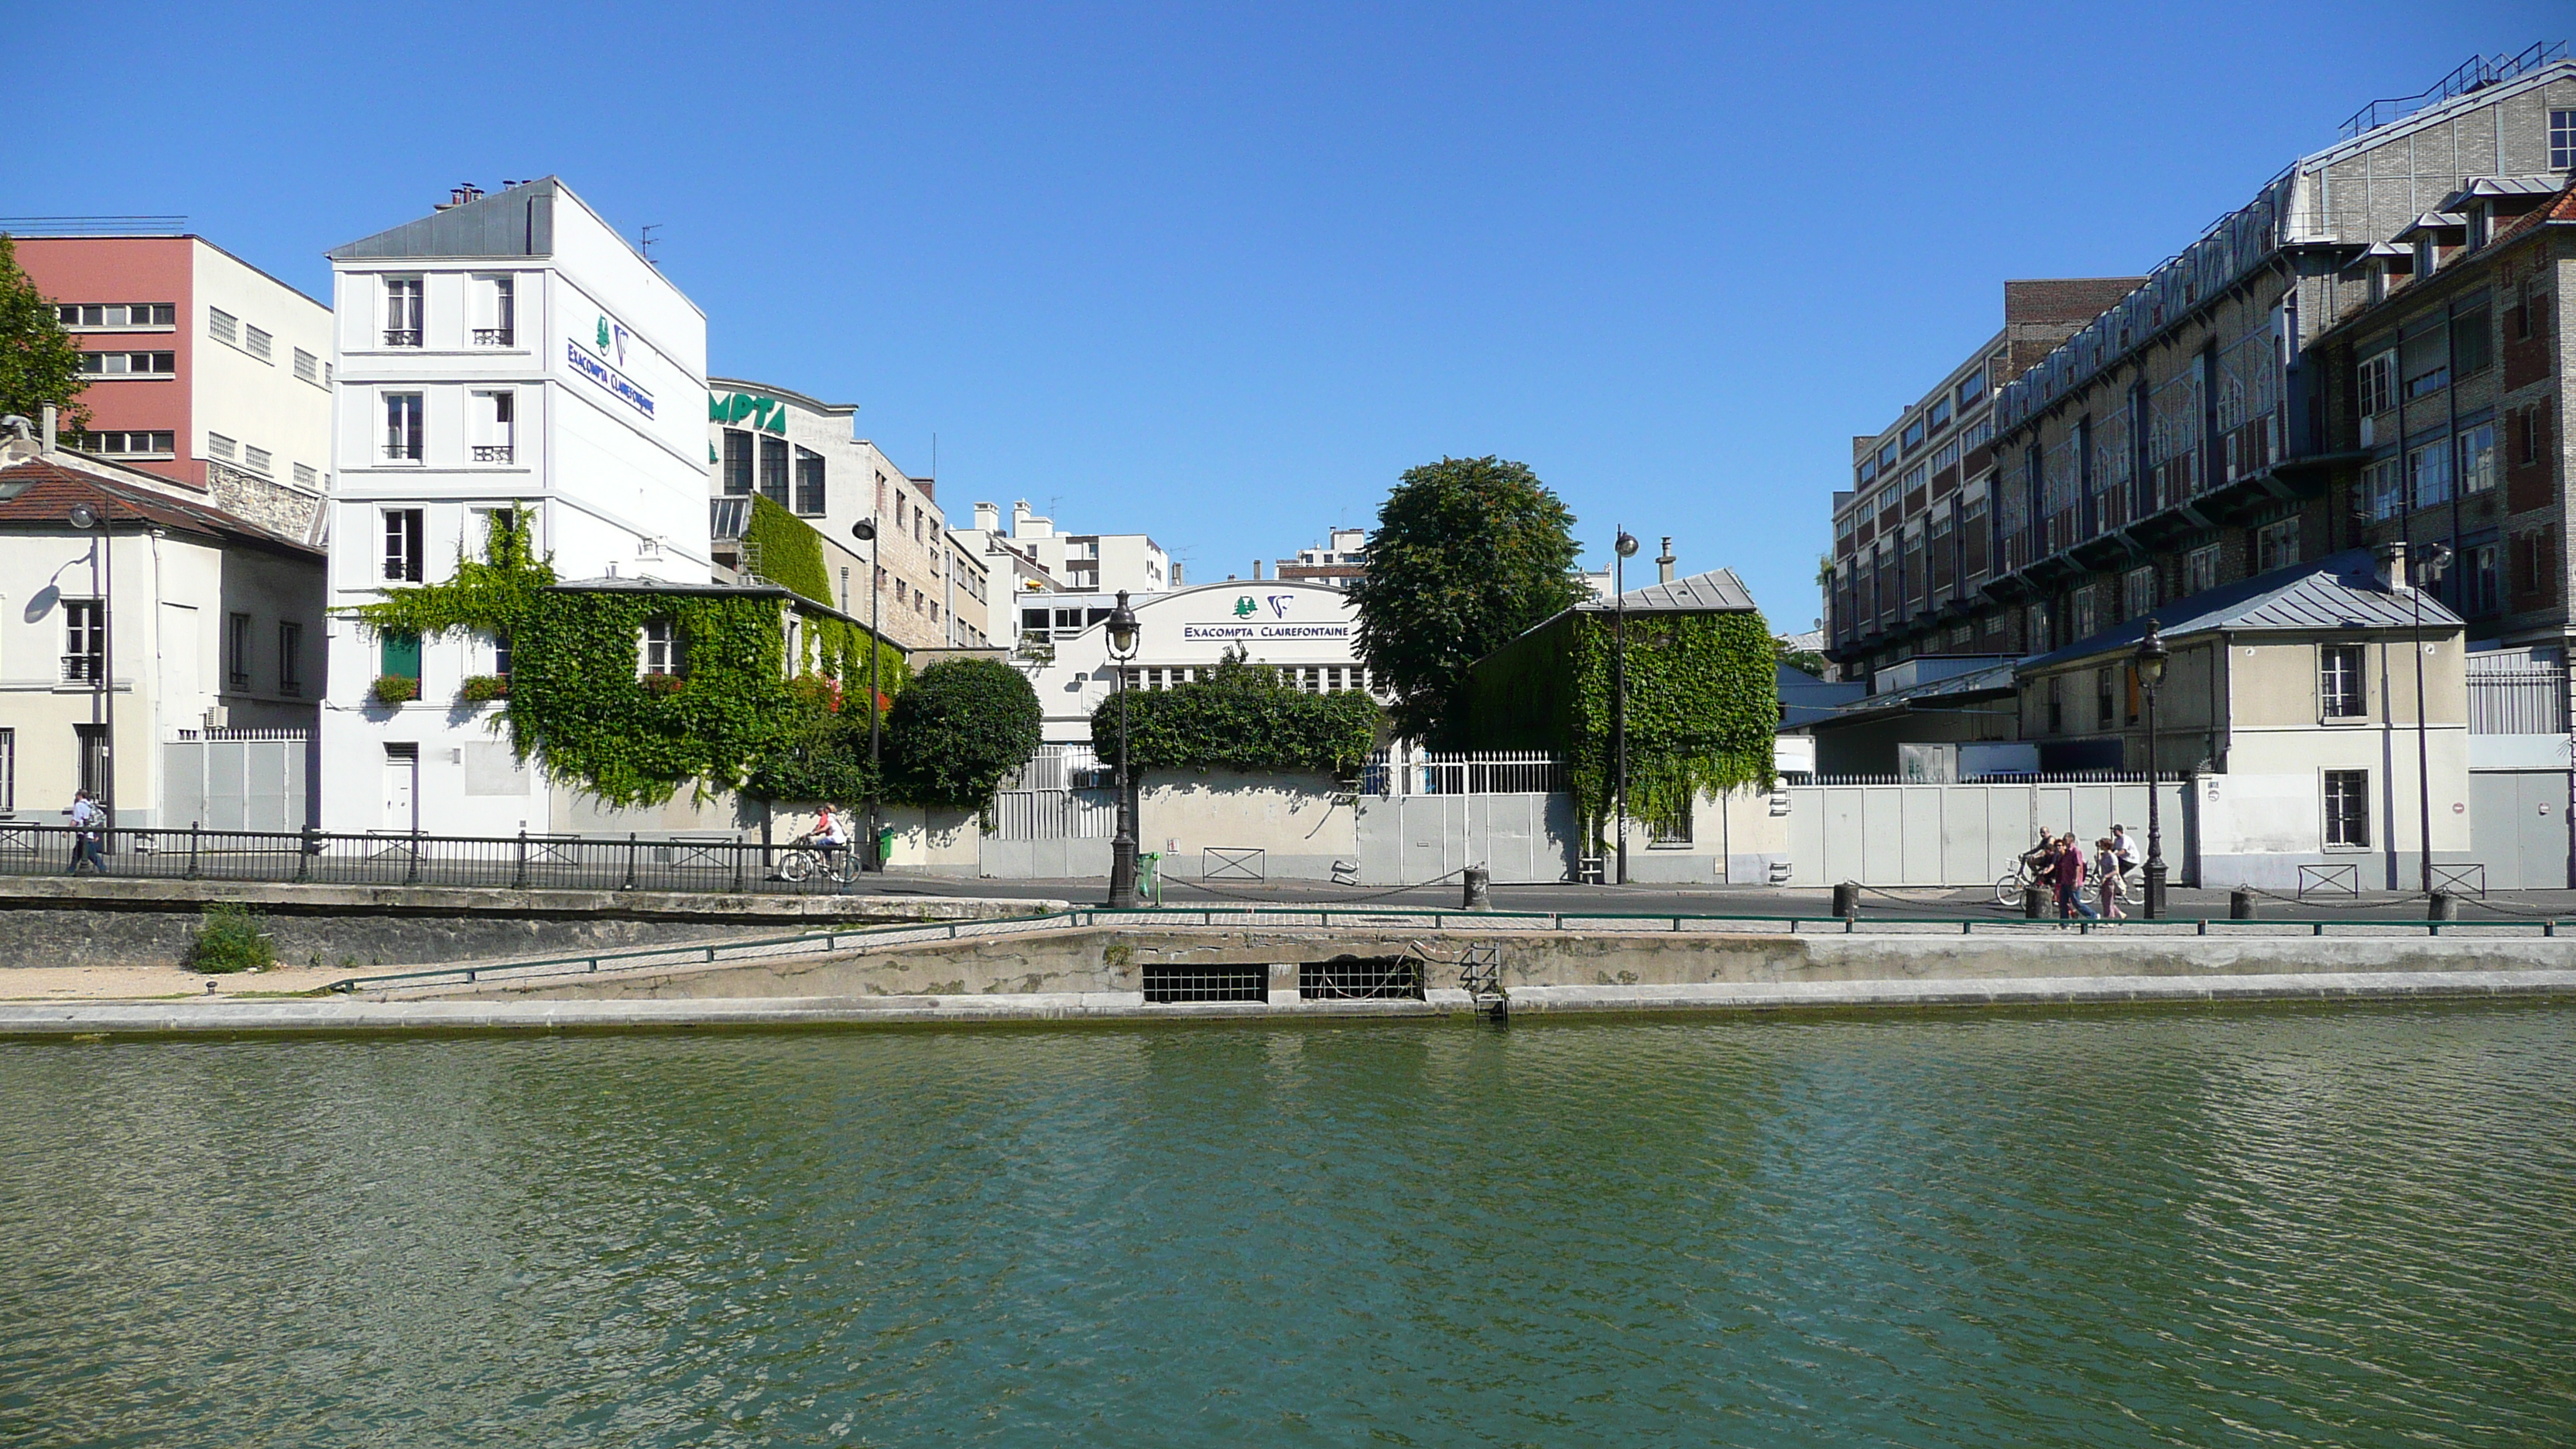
{"left": 811, "top": 804, "right": 850, "bottom": 868}
{"left": 2108, "top": 823, "right": 2140, "bottom": 894}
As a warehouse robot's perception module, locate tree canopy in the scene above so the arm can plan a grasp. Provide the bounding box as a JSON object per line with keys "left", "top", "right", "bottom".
{"left": 1347, "top": 456, "right": 1588, "bottom": 744}
{"left": 0, "top": 235, "right": 90, "bottom": 432}
{"left": 883, "top": 657, "right": 1043, "bottom": 808}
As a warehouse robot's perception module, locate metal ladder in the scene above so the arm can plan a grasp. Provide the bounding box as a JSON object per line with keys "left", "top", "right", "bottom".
{"left": 1410, "top": 938, "right": 1508, "bottom": 1021}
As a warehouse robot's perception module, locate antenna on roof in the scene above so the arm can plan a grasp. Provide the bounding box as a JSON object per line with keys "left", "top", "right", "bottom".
{"left": 639, "top": 224, "right": 660, "bottom": 260}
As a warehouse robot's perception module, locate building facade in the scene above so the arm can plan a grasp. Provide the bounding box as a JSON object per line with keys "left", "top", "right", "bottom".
{"left": 316, "top": 178, "right": 716, "bottom": 836}
{"left": 1275, "top": 526, "right": 1368, "bottom": 588}
{"left": 1022, "top": 580, "right": 1381, "bottom": 744}
{"left": 704, "top": 379, "right": 965, "bottom": 649}
{"left": 1000, "top": 500, "right": 1172, "bottom": 595}
{"left": 18, "top": 233, "right": 334, "bottom": 540}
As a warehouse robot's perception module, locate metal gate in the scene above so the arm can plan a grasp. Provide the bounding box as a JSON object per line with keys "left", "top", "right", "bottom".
{"left": 1353, "top": 793, "right": 1576, "bottom": 886}
{"left": 162, "top": 729, "right": 309, "bottom": 832}
{"left": 2469, "top": 770, "right": 2571, "bottom": 889}
{"left": 1783, "top": 777, "right": 2188, "bottom": 888}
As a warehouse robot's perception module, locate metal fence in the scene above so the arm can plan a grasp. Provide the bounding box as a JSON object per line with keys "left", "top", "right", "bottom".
{"left": 1362, "top": 748, "right": 1564, "bottom": 796}
{"left": 2, "top": 823, "right": 878, "bottom": 895}
{"left": 2468, "top": 665, "right": 2568, "bottom": 735}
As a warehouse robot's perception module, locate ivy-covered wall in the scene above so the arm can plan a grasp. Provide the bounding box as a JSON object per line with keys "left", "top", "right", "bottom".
{"left": 1456, "top": 608, "right": 1777, "bottom": 838}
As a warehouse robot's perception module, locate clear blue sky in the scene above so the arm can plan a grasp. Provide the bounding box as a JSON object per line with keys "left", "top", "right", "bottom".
{"left": 9, "top": 2, "right": 2563, "bottom": 629}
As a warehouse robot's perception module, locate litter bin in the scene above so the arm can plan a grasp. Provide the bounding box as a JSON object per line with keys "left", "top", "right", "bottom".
{"left": 875, "top": 826, "right": 896, "bottom": 866}
{"left": 2230, "top": 889, "right": 2256, "bottom": 920}
{"left": 1831, "top": 882, "right": 1859, "bottom": 920}
{"left": 1463, "top": 865, "right": 1492, "bottom": 911}
{"left": 1139, "top": 851, "right": 1162, "bottom": 905}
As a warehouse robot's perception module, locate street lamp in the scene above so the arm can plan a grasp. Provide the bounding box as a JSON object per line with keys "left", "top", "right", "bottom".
{"left": 69, "top": 497, "right": 116, "bottom": 843}
{"left": 2134, "top": 618, "right": 2167, "bottom": 918}
{"left": 851, "top": 519, "right": 882, "bottom": 872}
{"left": 1613, "top": 529, "right": 1639, "bottom": 886}
{"left": 2413, "top": 542, "right": 2454, "bottom": 896}
{"left": 1105, "top": 591, "right": 1141, "bottom": 909}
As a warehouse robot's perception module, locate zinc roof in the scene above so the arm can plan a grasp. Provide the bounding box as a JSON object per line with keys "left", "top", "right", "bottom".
{"left": 2020, "top": 549, "right": 2462, "bottom": 673}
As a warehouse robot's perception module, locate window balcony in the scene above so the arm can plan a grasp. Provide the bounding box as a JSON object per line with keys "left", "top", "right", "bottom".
{"left": 382, "top": 444, "right": 423, "bottom": 461}
{"left": 382, "top": 329, "right": 423, "bottom": 348}
{"left": 472, "top": 328, "right": 515, "bottom": 347}
{"left": 62, "top": 656, "right": 102, "bottom": 683}
{"left": 472, "top": 445, "right": 516, "bottom": 464}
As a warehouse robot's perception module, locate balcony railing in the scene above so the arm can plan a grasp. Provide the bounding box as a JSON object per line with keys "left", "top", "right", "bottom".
{"left": 61, "top": 654, "right": 102, "bottom": 683}
{"left": 472, "top": 444, "right": 515, "bottom": 463}
{"left": 382, "top": 329, "right": 422, "bottom": 348}
{"left": 382, "top": 444, "right": 422, "bottom": 460}
{"left": 471, "top": 327, "right": 515, "bottom": 346}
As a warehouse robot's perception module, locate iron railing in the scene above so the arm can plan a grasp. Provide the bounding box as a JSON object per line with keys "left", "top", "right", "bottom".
{"left": 2468, "top": 668, "right": 2568, "bottom": 735}
{"left": 0, "top": 823, "right": 896, "bottom": 896}
{"left": 1364, "top": 748, "right": 1564, "bottom": 796}
{"left": 2337, "top": 43, "right": 2569, "bottom": 140}
{"left": 471, "top": 328, "right": 515, "bottom": 346}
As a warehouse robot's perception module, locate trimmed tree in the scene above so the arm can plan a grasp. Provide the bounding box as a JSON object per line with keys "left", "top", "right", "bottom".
{"left": 1348, "top": 455, "right": 1587, "bottom": 745}
{"left": 884, "top": 658, "right": 1043, "bottom": 809}
{"left": 0, "top": 235, "right": 90, "bottom": 431}
{"left": 1091, "top": 655, "right": 1382, "bottom": 776}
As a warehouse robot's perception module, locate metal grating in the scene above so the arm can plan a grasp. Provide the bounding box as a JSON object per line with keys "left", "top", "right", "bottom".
{"left": 1141, "top": 962, "right": 1266, "bottom": 1004}
{"left": 1299, "top": 955, "right": 1422, "bottom": 1001}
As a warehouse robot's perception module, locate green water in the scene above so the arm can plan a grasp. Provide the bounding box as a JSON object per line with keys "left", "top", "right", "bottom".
{"left": 4, "top": 1007, "right": 2574, "bottom": 1447}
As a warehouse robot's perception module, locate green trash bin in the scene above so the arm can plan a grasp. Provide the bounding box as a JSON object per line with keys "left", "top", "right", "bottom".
{"left": 1139, "top": 851, "right": 1162, "bottom": 906}
{"left": 876, "top": 826, "right": 896, "bottom": 866}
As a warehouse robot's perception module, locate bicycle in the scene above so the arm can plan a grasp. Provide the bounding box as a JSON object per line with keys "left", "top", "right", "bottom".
{"left": 776, "top": 836, "right": 860, "bottom": 886}
{"left": 1995, "top": 854, "right": 2141, "bottom": 908}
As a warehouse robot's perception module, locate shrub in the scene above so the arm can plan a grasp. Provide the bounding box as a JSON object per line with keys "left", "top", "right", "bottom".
{"left": 640, "top": 672, "right": 685, "bottom": 697}
{"left": 187, "top": 903, "right": 275, "bottom": 975}
{"left": 371, "top": 674, "right": 420, "bottom": 706}
{"left": 884, "top": 658, "right": 1043, "bottom": 808}
{"left": 1091, "top": 654, "right": 1382, "bottom": 776}
{"left": 458, "top": 673, "right": 509, "bottom": 704}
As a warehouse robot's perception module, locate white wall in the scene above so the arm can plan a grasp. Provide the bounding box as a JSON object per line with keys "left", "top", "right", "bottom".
{"left": 1029, "top": 580, "right": 1375, "bottom": 742}
{"left": 192, "top": 242, "right": 333, "bottom": 499}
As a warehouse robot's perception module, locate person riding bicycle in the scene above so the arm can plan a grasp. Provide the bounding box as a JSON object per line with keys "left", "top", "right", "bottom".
{"left": 2108, "top": 823, "right": 2140, "bottom": 889}
{"left": 810, "top": 805, "right": 849, "bottom": 865}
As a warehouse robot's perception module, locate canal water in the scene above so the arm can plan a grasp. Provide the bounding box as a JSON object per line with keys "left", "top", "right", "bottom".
{"left": 4, "top": 1005, "right": 2573, "bottom": 1446}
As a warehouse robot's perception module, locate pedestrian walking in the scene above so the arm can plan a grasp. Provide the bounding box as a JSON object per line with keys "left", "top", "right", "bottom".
{"left": 2096, "top": 837, "right": 2126, "bottom": 920}
{"left": 66, "top": 790, "right": 106, "bottom": 875}
{"left": 2052, "top": 833, "right": 2096, "bottom": 921}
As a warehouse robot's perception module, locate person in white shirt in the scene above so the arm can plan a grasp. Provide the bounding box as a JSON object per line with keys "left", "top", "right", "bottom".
{"left": 2108, "top": 824, "right": 2140, "bottom": 886}
{"left": 66, "top": 790, "right": 106, "bottom": 875}
{"left": 811, "top": 805, "right": 849, "bottom": 864}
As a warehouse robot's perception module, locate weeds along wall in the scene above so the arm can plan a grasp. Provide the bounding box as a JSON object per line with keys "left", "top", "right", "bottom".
{"left": 1091, "top": 658, "right": 1382, "bottom": 776}
{"left": 1457, "top": 609, "right": 1777, "bottom": 837}
{"left": 351, "top": 508, "right": 907, "bottom": 808}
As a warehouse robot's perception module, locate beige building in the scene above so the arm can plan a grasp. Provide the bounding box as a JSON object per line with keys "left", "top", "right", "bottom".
{"left": 707, "top": 379, "right": 957, "bottom": 650}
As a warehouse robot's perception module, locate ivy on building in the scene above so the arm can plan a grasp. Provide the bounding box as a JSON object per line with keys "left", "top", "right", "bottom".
{"left": 1091, "top": 653, "right": 1382, "bottom": 777}
{"left": 348, "top": 508, "right": 907, "bottom": 808}
{"left": 1455, "top": 608, "right": 1776, "bottom": 842}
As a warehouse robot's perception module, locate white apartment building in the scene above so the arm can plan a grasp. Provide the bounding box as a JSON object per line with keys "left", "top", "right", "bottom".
{"left": 1002, "top": 500, "right": 1172, "bottom": 595}
{"left": 951, "top": 502, "right": 1063, "bottom": 656}
{"left": 317, "top": 179, "right": 714, "bottom": 836}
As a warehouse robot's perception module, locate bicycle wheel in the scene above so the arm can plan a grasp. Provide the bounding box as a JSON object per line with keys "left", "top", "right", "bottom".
{"left": 778, "top": 851, "right": 815, "bottom": 883}
{"left": 1995, "top": 872, "right": 2026, "bottom": 908}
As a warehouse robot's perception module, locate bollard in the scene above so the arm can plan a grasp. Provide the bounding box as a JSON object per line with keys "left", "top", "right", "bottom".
{"left": 2024, "top": 882, "right": 2047, "bottom": 920}
{"left": 2429, "top": 890, "right": 2458, "bottom": 922}
{"left": 1831, "top": 882, "right": 1858, "bottom": 920}
{"left": 1462, "top": 865, "right": 1492, "bottom": 912}
{"left": 2231, "top": 889, "right": 2256, "bottom": 920}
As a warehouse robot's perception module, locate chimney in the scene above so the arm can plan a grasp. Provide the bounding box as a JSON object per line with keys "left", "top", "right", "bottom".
{"left": 1656, "top": 536, "right": 1675, "bottom": 584}
{"left": 974, "top": 502, "right": 1001, "bottom": 532}
{"left": 41, "top": 404, "right": 57, "bottom": 454}
{"left": 2375, "top": 540, "right": 2410, "bottom": 592}
{"left": 1254, "top": 560, "right": 1265, "bottom": 581}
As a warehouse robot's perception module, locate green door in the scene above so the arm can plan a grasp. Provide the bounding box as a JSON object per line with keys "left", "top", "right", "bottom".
{"left": 381, "top": 632, "right": 422, "bottom": 680}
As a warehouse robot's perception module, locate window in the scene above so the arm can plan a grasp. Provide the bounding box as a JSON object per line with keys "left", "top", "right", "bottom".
{"left": 2255, "top": 517, "right": 2300, "bottom": 574}
{"left": 383, "top": 277, "right": 423, "bottom": 347}
{"left": 2362, "top": 458, "right": 2403, "bottom": 521}
{"left": 2400, "top": 326, "right": 2448, "bottom": 400}
{"left": 1954, "top": 368, "right": 1985, "bottom": 411}
{"left": 293, "top": 463, "right": 317, "bottom": 488}
{"left": 382, "top": 508, "right": 424, "bottom": 582}
{"left": 245, "top": 324, "right": 272, "bottom": 361}
{"left": 277, "top": 621, "right": 303, "bottom": 696}
{"left": 70, "top": 430, "right": 174, "bottom": 456}
{"left": 2320, "top": 645, "right": 2366, "bottom": 720}
{"left": 489, "top": 629, "right": 512, "bottom": 678}
{"left": 759, "top": 435, "right": 788, "bottom": 505}
{"left": 2406, "top": 439, "right": 2452, "bottom": 510}
{"left": 472, "top": 276, "right": 515, "bottom": 346}
{"left": 470, "top": 505, "right": 529, "bottom": 562}
{"left": 2096, "top": 667, "right": 2115, "bottom": 730}
{"left": 207, "top": 432, "right": 237, "bottom": 461}
{"left": 1647, "top": 801, "right": 1693, "bottom": 847}
{"left": 2026, "top": 602, "right": 2051, "bottom": 654}
{"left": 794, "top": 446, "right": 826, "bottom": 515}
{"left": 2071, "top": 583, "right": 2101, "bottom": 641}
{"left": 639, "top": 618, "right": 679, "bottom": 676}
{"left": 1878, "top": 440, "right": 1896, "bottom": 472}
{"left": 2457, "top": 423, "right": 2497, "bottom": 495}
{"left": 293, "top": 348, "right": 320, "bottom": 384}
{"left": 57, "top": 303, "right": 173, "bottom": 329}
{"left": 2324, "top": 769, "right": 2370, "bottom": 848}
{"left": 1857, "top": 457, "right": 1876, "bottom": 486}
{"left": 227, "top": 612, "right": 251, "bottom": 692}
{"left": 242, "top": 445, "right": 270, "bottom": 475}
{"left": 2184, "top": 543, "right": 2221, "bottom": 594}
{"left": 2121, "top": 566, "right": 2155, "bottom": 620}
{"left": 470, "top": 390, "right": 515, "bottom": 463}
{"left": 77, "top": 351, "right": 175, "bottom": 376}
{"left": 0, "top": 728, "right": 12, "bottom": 814}
{"left": 1902, "top": 416, "right": 1926, "bottom": 452}
{"left": 383, "top": 392, "right": 423, "bottom": 461}
{"left": 208, "top": 307, "right": 238, "bottom": 344}
{"left": 2450, "top": 307, "right": 2491, "bottom": 379}
{"left": 2462, "top": 543, "right": 2502, "bottom": 617}
{"left": 2554, "top": 110, "right": 2576, "bottom": 171}
{"left": 721, "top": 429, "right": 753, "bottom": 495}
{"left": 63, "top": 600, "right": 104, "bottom": 683}
{"left": 1927, "top": 396, "right": 1952, "bottom": 433}
{"left": 2045, "top": 674, "right": 2064, "bottom": 733}
{"left": 2357, "top": 350, "right": 2396, "bottom": 416}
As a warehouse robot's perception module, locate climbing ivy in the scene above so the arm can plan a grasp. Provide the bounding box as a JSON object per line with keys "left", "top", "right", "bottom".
{"left": 745, "top": 495, "right": 830, "bottom": 604}
{"left": 1092, "top": 655, "right": 1382, "bottom": 776}
{"left": 1456, "top": 608, "right": 1776, "bottom": 843}
{"left": 348, "top": 509, "right": 906, "bottom": 808}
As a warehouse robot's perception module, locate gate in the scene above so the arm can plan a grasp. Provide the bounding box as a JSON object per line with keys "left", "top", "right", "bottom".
{"left": 1352, "top": 748, "right": 1576, "bottom": 885}
{"left": 2469, "top": 770, "right": 2571, "bottom": 889}
{"left": 1783, "top": 776, "right": 2189, "bottom": 888}
{"left": 980, "top": 745, "right": 1115, "bottom": 877}
{"left": 163, "top": 728, "right": 309, "bottom": 832}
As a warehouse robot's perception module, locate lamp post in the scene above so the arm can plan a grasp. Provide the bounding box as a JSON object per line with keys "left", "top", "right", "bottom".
{"left": 1105, "top": 591, "right": 1140, "bottom": 909}
{"left": 1612, "top": 529, "right": 1639, "bottom": 886}
{"left": 2134, "top": 618, "right": 2168, "bottom": 918}
{"left": 851, "top": 519, "right": 882, "bottom": 871}
{"left": 2413, "top": 543, "right": 2454, "bottom": 896}
{"left": 69, "top": 496, "right": 115, "bottom": 841}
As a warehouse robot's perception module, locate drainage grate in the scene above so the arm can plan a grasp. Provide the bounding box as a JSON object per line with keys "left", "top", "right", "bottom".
{"left": 1300, "top": 955, "right": 1423, "bottom": 1001}
{"left": 1142, "top": 962, "right": 1267, "bottom": 1004}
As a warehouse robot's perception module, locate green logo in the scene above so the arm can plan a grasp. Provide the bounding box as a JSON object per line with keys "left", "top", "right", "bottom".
{"left": 595, "top": 317, "right": 611, "bottom": 351}
{"left": 1233, "top": 596, "right": 1256, "bottom": 618}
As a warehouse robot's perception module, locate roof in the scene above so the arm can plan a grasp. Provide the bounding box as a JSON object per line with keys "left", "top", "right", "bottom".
{"left": 707, "top": 377, "right": 858, "bottom": 416}
{"left": 327, "top": 178, "right": 559, "bottom": 261}
{"left": 2020, "top": 548, "right": 2462, "bottom": 673}
{"left": 2440, "top": 175, "right": 2566, "bottom": 206}
{"left": 1810, "top": 659, "right": 2019, "bottom": 728}
{"left": 1584, "top": 567, "right": 1759, "bottom": 615}
{"left": 0, "top": 454, "right": 320, "bottom": 557}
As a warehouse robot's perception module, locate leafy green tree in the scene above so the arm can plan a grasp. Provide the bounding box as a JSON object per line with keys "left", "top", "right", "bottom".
{"left": 0, "top": 235, "right": 90, "bottom": 431}
{"left": 1348, "top": 456, "right": 1587, "bottom": 744}
{"left": 884, "top": 658, "right": 1043, "bottom": 808}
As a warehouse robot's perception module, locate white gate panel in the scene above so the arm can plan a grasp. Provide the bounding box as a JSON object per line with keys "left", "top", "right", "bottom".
{"left": 1784, "top": 779, "right": 2187, "bottom": 887}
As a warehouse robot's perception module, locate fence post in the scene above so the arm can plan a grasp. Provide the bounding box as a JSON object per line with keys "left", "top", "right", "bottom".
{"left": 731, "top": 838, "right": 745, "bottom": 893}
{"left": 187, "top": 821, "right": 201, "bottom": 881}
{"left": 296, "top": 824, "right": 318, "bottom": 881}
{"left": 623, "top": 831, "right": 639, "bottom": 891}
{"left": 406, "top": 827, "right": 421, "bottom": 885}
{"left": 513, "top": 827, "right": 529, "bottom": 889}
